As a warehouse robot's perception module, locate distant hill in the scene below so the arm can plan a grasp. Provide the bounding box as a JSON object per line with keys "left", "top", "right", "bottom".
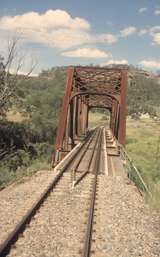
{"left": 127, "top": 69, "right": 160, "bottom": 118}
{"left": 15, "top": 65, "right": 160, "bottom": 119}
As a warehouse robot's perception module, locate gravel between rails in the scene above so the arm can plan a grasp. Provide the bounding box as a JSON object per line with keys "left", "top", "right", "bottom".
{"left": 7, "top": 173, "right": 94, "bottom": 257}
{"left": 0, "top": 170, "right": 58, "bottom": 243}
{"left": 91, "top": 175, "right": 160, "bottom": 257}
{"left": 1, "top": 170, "right": 160, "bottom": 257}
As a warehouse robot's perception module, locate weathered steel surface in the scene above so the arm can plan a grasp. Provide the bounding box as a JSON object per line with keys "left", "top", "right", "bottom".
{"left": 54, "top": 66, "right": 128, "bottom": 165}
{"left": 118, "top": 70, "right": 128, "bottom": 145}
{"left": 55, "top": 68, "right": 75, "bottom": 150}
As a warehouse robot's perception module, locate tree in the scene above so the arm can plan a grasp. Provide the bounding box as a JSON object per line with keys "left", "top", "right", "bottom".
{"left": 0, "top": 37, "right": 36, "bottom": 118}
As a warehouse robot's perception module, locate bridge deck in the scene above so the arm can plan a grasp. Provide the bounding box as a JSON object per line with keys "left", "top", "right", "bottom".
{"left": 56, "top": 127, "right": 126, "bottom": 179}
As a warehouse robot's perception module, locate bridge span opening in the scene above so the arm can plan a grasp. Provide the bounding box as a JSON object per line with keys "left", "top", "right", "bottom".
{"left": 88, "top": 108, "right": 110, "bottom": 129}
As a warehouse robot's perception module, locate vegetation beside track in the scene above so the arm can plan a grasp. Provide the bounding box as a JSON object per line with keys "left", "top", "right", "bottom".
{"left": 0, "top": 68, "right": 66, "bottom": 189}
{"left": 88, "top": 111, "right": 109, "bottom": 128}
{"left": 126, "top": 117, "right": 160, "bottom": 209}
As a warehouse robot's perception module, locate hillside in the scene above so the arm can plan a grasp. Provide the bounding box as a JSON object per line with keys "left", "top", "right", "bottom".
{"left": 16, "top": 66, "right": 160, "bottom": 118}
{"left": 127, "top": 70, "right": 160, "bottom": 118}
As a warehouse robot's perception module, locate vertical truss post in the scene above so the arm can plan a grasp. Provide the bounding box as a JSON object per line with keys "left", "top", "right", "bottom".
{"left": 75, "top": 96, "right": 79, "bottom": 136}
{"left": 77, "top": 97, "right": 80, "bottom": 136}
{"left": 78, "top": 96, "right": 83, "bottom": 136}
{"left": 64, "top": 104, "right": 70, "bottom": 150}
{"left": 83, "top": 100, "right": 88, "bottom": 135}
{"left": 69, "top": 99, "right": 75, "bottom": 148}
{"left": 111, "top": 100, "right": 116, "bottom": 132}
{"left": 115, "top": 104, "right": 120, "bottom": 137}
{"left": 86, "top": 104, "right": 89, "bottom": 130}
{"left": 113, "top": 101, "right": 119, "bottom": 138}
{"left": 118, "top": 70, "right": 128, "bottom": 146}
{"left": 82, "top": 97, "right": 87, "bottom": 135}
{"left": 54, "top": 67, "right": 74, "bottom": 163}
{"left": 72, "top": 97, "right": 77, "bottom": 140}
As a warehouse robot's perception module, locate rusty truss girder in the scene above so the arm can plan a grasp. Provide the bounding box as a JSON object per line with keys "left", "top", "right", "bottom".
{"left": 53, "top": 66, "right": 128, "bottom": 165}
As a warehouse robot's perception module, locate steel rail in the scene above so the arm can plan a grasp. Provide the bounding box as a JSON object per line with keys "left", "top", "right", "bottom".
{"left": 0, "top": 130, "right": 96, "bottom": 257}
{"left": 73, "top": 128, "right": 101, "bottom": 187}
{"left": 69, "top": 129, "right": 97, "bottom": 186}
{"left": 72, "top": 129, "right": 98, "bottom": 171}
{"left": 82, "top": 128, "right": 103, "bottom": 257}
{"left": 72, "top": 129, "right": 99, "bottom": 186}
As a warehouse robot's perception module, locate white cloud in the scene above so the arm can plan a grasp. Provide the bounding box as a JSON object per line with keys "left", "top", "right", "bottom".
{"left": 0, "top": 10, "right": 90, "bottom": 30}
{"left": 120, "top": 26, "right": 137, "bottom": 37}
{"left": 150, "top": 26, "right": 160, "bottom": 34}
{"left": 138, "top": 7, "right": 147, "bottom": 13}
{"left": 152, "top": 32, "right": 160, "bottom": 45}
{"left": 149, "top": 26, "right": 160, "bottom": 45}
{"left": 61, "top": 48, "right": 110, "bottom": 58}
{"left": 139, "top": 59, "right": 160, "bottom": 69}
{"left": 9, "top": 68, "right": 38, "bottom": 76}
{"left": 137, "top": 26, "right": 160, "bottom": 41}
{"left": 101, "top": 59, "right": 128, "bottom": 66}
{"left": 0, "top": 10, "right": 91, "bottom": 49}
{"left": 137, "top": 26, "right": 160, "bottom": 45}
{"left": 0, "top": 10, "right": 118, "bottom": 50}
{"left": 138, "top": 29, "right": 148, "bottom": 36}
{"left": 49, "top": 29, "right": 91, "bottom": 49}
{"left": 94, "top": 34, "right": 118, "bottom": 44}
{"left": 154, "top": 9, "right": 160, "bottom": 16}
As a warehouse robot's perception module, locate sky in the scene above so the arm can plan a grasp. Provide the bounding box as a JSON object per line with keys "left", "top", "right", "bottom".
{"left": 0, "top": 0, "right": 160, "bottom": 74}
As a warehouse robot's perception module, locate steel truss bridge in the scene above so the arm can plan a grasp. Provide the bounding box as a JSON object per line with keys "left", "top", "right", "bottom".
{"left": 53, "top": 66, "right": 128, "bottom": 165}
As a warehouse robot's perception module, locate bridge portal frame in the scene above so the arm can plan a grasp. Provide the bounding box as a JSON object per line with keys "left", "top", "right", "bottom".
{"left": 53, "top": 67, "right": 128, "bottom": 165}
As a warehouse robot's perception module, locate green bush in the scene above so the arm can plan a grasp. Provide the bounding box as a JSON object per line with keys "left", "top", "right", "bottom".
{"left": 3, "top": 150, "right": 31, "bottom": 171}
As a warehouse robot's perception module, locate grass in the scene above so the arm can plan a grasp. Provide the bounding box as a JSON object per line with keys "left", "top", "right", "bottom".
{"left": 0, "top": 142, "right": 53, "bottom": 190}
{"left": 126, "top": 117, "right": 160, "bottom": 210}
{"left": 88, "top": 111, "right": 109, "bottom": 127}
{"left": 6, "top": 110, "right": 28, "bottom": 123}
{"left": 0, "top": 158, "right": 51, "bottom": 190}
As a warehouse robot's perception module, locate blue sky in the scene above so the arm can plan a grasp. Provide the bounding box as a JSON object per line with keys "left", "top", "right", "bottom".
{"left": 0, "top": 0, "right": 160, "bottom": 74}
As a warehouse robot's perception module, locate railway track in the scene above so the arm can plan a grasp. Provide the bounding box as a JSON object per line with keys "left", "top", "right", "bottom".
{"left": 0, "top": 127, "right": 159, "bottom": 257}
{"left": 0, "top": 127, "right": 106, "bottom": 257}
